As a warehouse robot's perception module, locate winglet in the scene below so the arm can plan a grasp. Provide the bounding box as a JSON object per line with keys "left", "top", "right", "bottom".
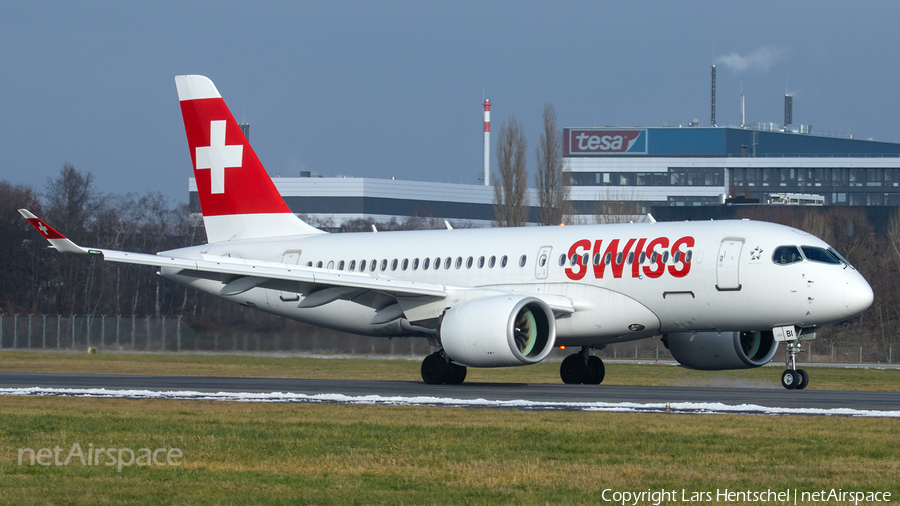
{"left": 19, "top": 209, "right": 91, "bottom": 254}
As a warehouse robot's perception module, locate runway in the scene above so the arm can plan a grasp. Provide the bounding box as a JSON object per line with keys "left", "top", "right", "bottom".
{"left": 2, "top": 371, "right": 899, "bottom": 416}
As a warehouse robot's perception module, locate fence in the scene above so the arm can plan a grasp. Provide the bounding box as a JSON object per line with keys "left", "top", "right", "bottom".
{"left": 0, "top": 314, "right": 894, "bottom": 364}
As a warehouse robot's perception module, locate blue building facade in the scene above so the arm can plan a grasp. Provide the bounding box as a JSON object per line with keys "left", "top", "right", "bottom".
{"left": 563, "top": 127, "right": 900, "bottom": 211}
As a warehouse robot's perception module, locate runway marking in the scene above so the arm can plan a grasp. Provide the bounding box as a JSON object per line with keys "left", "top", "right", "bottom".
{"left": 3, "top": 387, "right": 899, "bottom": 417}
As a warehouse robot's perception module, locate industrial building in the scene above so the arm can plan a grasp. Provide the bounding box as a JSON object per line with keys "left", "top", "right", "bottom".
{"left": 189, "top": 175, "right": 545, "bottom": 228}
{"left": 563, "top": 125, "right": 900, "bottom": 215}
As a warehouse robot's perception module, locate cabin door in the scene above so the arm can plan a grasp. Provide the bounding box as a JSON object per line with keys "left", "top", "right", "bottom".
{"left": 716, "top": 239, "right": 743, "bottom": 291}
{"left": 279, "top": 251, "right": 301, "bottom": 301}
{"left": 535, "top": 246, "right": 553, "bottom": 279}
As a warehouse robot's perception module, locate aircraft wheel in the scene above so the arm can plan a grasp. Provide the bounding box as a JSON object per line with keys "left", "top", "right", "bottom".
{"left": 560, "top": 355, "right": 584, "bottom": 384}
{"left": 584, "top": 356, "right": 606, "bottom": 385}
{"left": 781, "top": 369, "right": 798, "bottom": 389}
{"left": 795, "top": 369, "right": 809, "bottom": 390}
{"left": 445, "top": 363, "right": 467, "bottom": 385}
{"left": 421, "top": 352, "right": 448, "bottom": 384}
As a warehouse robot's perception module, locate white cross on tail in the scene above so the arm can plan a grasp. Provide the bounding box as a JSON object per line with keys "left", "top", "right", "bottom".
{"left": 195, "top": 120, "right": 243, "bottom": 194}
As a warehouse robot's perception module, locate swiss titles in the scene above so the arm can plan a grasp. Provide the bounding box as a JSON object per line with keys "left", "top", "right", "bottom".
{"left": 565, "top": 236, "right": 694, "bottom": 281}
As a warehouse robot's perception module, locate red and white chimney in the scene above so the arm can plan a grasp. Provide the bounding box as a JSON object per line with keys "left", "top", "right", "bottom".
{"left": 483, "top": 99, "right": 491, "bottom": 186}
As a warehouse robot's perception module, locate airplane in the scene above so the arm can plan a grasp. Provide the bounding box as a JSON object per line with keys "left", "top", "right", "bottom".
{"left": 20, "top": 75, "right": 874, "bottom": 390}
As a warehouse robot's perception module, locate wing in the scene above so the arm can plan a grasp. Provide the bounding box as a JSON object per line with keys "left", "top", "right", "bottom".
{"left": 19, "top": 209, "right": 575, "bottom": 325}
{"left": 19, "top": 209, "right": 445, "bottom": 298}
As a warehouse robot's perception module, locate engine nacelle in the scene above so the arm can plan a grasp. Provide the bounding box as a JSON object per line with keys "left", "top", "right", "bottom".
{"left": 439, "top": 295, "right": 556, "bottom": 367}
{"left": 663, "top": 331, "right": 778, "bottom": 370}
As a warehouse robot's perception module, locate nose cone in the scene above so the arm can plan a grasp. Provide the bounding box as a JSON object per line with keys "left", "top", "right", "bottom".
{"left": 844, "top": 273, "right": 874, "bottom": 316}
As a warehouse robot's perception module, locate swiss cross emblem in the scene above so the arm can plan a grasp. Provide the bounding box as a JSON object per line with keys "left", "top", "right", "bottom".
{"left": 195, "top": 120, "right": 243, "bottom": 194}
{"left": 38, "top": 222, "right": 48, "bottom": 235}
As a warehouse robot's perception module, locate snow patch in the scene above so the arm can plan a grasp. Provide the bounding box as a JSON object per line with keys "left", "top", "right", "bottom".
{"left": 2, "top": 387, "right": 898, "bottom": 417}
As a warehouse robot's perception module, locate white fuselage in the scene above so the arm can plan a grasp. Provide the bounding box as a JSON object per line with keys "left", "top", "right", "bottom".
{"left": 161, "top": 219, "right": 873, "bottom": 347}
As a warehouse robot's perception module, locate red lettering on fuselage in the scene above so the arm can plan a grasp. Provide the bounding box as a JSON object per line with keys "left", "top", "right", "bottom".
{"left": 668, "top": 236, "right": 694, "bottom": 278}
{"left": 564, "top": 239, "right": 591, "bottom": 280}
{"left": 564, "top": 235, "right": 694, "bottom": 280}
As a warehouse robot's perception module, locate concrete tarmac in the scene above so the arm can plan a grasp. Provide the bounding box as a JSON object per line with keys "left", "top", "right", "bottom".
{"left": 2, "top": 372, "right": 898, "bottom": 412}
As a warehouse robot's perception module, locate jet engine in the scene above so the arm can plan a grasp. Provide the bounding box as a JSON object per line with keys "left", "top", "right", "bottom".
{"left": 663, "top": 330, "right": 778, "bottom": 370}
{"left": 439, "top": 295, "right": 556, "bottom": 367}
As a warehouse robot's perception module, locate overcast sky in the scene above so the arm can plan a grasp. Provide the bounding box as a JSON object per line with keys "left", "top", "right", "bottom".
{"left": 3, "top": 1, "right": 900, "bottom": 204}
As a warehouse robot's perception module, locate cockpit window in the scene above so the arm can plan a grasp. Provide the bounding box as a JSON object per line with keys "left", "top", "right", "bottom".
{"left": 801, "top": 246, "right": 842, "bottom": 265}
{"left": 772, "top": 246, "right": 803, "bottom": 265}
{"left": 828, "top": 247, "right": 854, "bottom": 269}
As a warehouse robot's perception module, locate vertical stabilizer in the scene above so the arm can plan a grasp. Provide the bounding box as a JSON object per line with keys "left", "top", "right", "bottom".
{"left": 175, "top": 75, "right": 323, "bottom": 243}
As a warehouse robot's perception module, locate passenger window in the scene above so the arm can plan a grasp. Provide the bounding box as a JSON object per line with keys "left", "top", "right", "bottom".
{"left": 381, "top": 259, "right": 388, "bottom": 271}
{"left": 685, "top": 251, "right": 692, "bottom": 263}
{"left": 316, "top": 261, "right": 323, "bottom": 268}
{"left": 559, "top": 254, "right": 566, "bottom": 267}
{"left": 423, "top": 258, "right": 430, "bottom": 270}
{"left": 401, "top": 259, "right": 409, "bottom": 271}
{"left": 627, "top": 252, "right": 634, "bottom": 264}
{"left": 593, "top": 253, "right": 601, "bottom": 265}
{"left": 673, "top": 251, "right": 680, "bottom": 263}
{"left": 639, "top": 252, "right": 647, "bottom": 264}
{"left": 539, "top": 254, "right": 547, "bottom": 267}
{"left": 501, "top": 255, "right": 508, "bottom": 268}
{"left": 801, "top": 246, "right": 842, "bottom": 265}
{"left": 349, "top": 260, "right": 356, "bottom": 271}
{"left": 370, "top": 260, "right": 377, "bottom": 272}
{"left": 772, "top": 246, "right": 803, "bottom": 265}
{"left": 327, "top": 261, "right": 335, "bottom": 269}
{"left": 391, "top": 259, "right": 398, "bottom": 271}
{"left": 306, "top": 261, "right": 313, "bottom": 267}
{"left": 337, "top": 260, "right": 344, "bottom": 270}
{"left": 604, "top": 252, "right": 612, "bottom": 265}
{"left": 444, "top": 257, "right": 452, "bottom": 269}
{"left": 489, "top": 256, "right": 496, "bottom": 268}
{"left": 570, "top": 253, "right": 578, "bottom": 266}
{"left": 478, "top": 256, "right": 485, "bottom": 268}
{"left": 434, "top": 257, "right": 441, "bottom": 270}
{"left": 519, "top": 255, "right": 527, "bottom": 267}
{"left": 581, "top": 253, "right": 589, "bottom": 266}
{"left": 662, "top": 251, "right": 669, "bottom": 263}
{"left": 411, "top": 258, "right": 418, "bottom": 270}
{"left": 359, "top": 260, "right": 366, "bottom": 271}
{"left": 466, "top": 256, "right": 474, "bottom": 269}
{"left": 616, "top": 252, "right": 623, "bottom": 265}
{"left": 455, "top": 257, "right": 462, "bottom": 269}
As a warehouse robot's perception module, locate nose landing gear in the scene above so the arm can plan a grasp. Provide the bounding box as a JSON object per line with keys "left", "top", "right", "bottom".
{"left": 781, "top": 340, "right": 808, "bottom": 390}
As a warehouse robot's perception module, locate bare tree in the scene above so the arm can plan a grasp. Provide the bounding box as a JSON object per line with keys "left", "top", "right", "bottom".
{"left": 534, "top": 104, "right": 571, "bottom": 225}
{"left": 492, "top": 116, "right": 529, "bottom": 227}
{"left": 593, "top": 188, "right": 641, "bottom": 224}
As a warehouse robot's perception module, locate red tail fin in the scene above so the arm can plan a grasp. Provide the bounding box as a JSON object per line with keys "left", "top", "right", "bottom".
{"left": 175, "top": 75, "right": 322, "bottom": 242}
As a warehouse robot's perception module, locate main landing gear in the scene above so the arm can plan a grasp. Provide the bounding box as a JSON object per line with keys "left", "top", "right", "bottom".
{"left": 560, "top": 347, "right": 605, "bottom": 385}
{"left": 781, "top": 340, "right": 808, "bottom": 390}
{"left": 421, "top": 350, "right": 467, "bottom": 385}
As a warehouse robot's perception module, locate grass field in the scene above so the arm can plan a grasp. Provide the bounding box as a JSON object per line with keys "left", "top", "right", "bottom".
{"left": 1, "top": 349, "right": 899, "bottom": 391}
{"left": 2, "top": 351, "right": 899, "bottom": 504}
{"left": 2, "top": 396, "right": 899, "bottom": 505}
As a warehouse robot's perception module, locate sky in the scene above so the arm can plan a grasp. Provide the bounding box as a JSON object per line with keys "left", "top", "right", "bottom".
{"left": 3, "top": 1, "right": 900, "bottom": 205}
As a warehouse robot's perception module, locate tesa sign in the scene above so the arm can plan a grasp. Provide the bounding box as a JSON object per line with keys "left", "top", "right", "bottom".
{"left": 565, "top": 129, "right": 647, "bottom": 156}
